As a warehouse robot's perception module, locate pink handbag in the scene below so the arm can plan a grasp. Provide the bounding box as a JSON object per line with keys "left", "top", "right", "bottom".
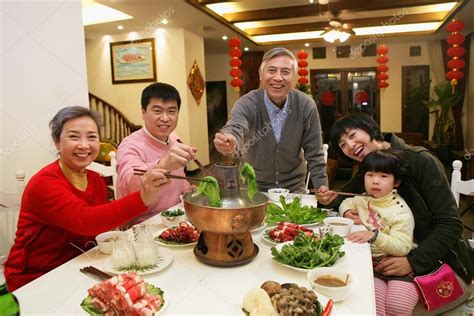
{"left": 413, "top": 263, "right": 464, "bottom": 311}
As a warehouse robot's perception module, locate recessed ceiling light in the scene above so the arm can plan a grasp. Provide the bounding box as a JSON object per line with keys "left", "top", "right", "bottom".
{"left": 117, "top": 25, "right": 123, "bottom": 30}
{"left": 244, "top": 47, "right": 249, "bottom": 51}
{"left": 222, "top": 35, "right": 228, "bottom": 40}
{"left": 82, "top": 0, "right": 133, "bottom": 26}
{"left": 304, "top": 43, "right": 310, "bottom": 47}
{"left": 161, "top": 18, "right": 168, "bottom": 25}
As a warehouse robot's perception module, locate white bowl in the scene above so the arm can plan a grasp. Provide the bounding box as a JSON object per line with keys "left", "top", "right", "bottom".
{"left": 268, "top": 188, "right": 289, "bottom": 202}
{"left": 96, "top": 231, "right": 126, "bottom": 254}
{"left": 307, "top": 267, "right": 352, "bottom": 302}
{"left": 323, "top": 217, "right": 354, "bottom": 237}
{"left": 468, "top": 239, "right": 474, "bottom": 249}
{"left": 160, "top": 209, "right": 186, "bottom": 227}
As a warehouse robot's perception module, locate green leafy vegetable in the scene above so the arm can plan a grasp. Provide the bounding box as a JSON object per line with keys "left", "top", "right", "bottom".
{"left": 240, "top": 162, "right": 258, "bottom": 200}
{"left": 271, "top": 233, "right": 345, "bottom": 269}
{"left": 265, "top": 196, "right": 326, "bottom": 225}
{"left": 196, "top": 176, "right": 220, "bottom": 207}
{"left": 161, "top": 208, "right": 185, "bottom": 217}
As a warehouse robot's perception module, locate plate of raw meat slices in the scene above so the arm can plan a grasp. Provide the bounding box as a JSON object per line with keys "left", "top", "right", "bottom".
{"left": 81, "top": 272, "right": 167, "bottom": 315}
{"left": 154, "top": 221, "right": 200, "bottom": 247}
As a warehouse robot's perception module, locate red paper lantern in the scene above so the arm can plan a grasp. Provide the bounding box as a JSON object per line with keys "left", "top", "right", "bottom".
{"left": 378, "top": 81, "right": 389, "bottom": 89}
{"left": 446, "top": 19, "right": 465, "bottom": 91}
{"left": 298, "top": 77, "right": 309, "bottom": 84}
{"left": 297, "top": 50, "right": 308, "bottom": 59}
{"left": 296, "top": 49, "right": 310, "bottom": 92}
{"left": 376, "top": 65, "right": 389, "bottom": 73}
{"left": 447, "top": 59, "right": 465, "bottom": 69}
{"left": 447, "top": 19, "right": 464, "bottom": 32}
{"left": 228, "top": 37, "right": 243, "bottom": 92}
{"left": 376, "top": 44, "right": 389, "bottom": 90}
{"left": 355, "top": 90, "right": 369, "bottom": 104}
{"left": 320, "top": 91, "right": 336, "bottom": 106}
{"left": 376, "top": 73, "right": 389, "bottom": 81}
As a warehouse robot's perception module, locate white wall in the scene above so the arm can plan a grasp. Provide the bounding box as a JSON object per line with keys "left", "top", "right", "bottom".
{"left": 86, "top": 28, "right": 210, "bottom": 166}
{"left": 0, "top": 0, "right": 89, "bottom": 192}
{"left": 205, "top": 54, "right": 240, "bottom": 115}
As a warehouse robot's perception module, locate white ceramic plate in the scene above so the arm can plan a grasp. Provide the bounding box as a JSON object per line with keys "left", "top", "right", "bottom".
{"left": 265, "top": 218, "right": 323, "bottom": 228}
{"left": 103, "top": 248, "right": 173, "bottom": 275}
{"left": 261, "top": 227, "right": 281, "bottom": 245}
{"left": 250, "top": 222, "right": 267, "bottom": 233}
{"left": 153, "top": 227, "right": 198, "bottom": 248}
{"left": 271, "top": 242, "right": 313, "bottom": 273}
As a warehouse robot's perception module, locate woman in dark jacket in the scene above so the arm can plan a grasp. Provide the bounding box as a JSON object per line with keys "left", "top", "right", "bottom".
{"left": 317, "top": 113, "right": 472, "bottom": 313}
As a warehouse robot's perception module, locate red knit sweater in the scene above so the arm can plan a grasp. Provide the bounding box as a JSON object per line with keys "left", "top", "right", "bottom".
{"left": 5, "top": 161, "right": 147, "bottom": 291}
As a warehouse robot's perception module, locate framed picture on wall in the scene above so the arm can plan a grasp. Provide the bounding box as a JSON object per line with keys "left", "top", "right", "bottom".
{"left": 110, "top": 38, "right": 157, "bottom": 84}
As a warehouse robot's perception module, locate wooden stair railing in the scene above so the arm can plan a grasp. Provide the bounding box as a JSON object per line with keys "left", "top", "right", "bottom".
{"left": 89, "top": 93, "right": 141, "bottom": 145}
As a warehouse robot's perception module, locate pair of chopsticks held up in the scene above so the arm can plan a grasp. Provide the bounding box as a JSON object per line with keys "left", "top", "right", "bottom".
{"left": 132, "top": 168, "right": 203, "bottom": 182}
{"left": 132, "top": 138, "right": 211, "bottom": 182}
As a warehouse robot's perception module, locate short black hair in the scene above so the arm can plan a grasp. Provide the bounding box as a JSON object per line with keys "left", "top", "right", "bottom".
{"left": 329, "top": 113, "right": 384, "bottom": 157}
{"left": 141, "top": 82, "right": 181, "bottom": 111}
{"left": 49, "top": 106, "right": 101, "bottom": 142}
{"left": 360, "top": 150, "right": 406, "bottom": 181}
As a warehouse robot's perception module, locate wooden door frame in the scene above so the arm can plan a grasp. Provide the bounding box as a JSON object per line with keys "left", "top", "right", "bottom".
{"left": 310, "top": 67, "right": 380, "bottom": 125}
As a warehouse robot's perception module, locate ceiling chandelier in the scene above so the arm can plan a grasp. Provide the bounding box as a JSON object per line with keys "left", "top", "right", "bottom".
{"left": 321, "top": 19, "right": 355, "bottom": 43}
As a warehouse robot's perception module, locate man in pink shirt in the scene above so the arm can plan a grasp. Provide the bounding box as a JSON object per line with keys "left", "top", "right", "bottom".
{"left": 116, "top": 82, "right": 197, "bottom": 227}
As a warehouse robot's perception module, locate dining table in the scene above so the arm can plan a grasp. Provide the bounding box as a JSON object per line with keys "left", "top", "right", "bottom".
{"left": 13, "top": 194, "right": 376, "bottom": 315}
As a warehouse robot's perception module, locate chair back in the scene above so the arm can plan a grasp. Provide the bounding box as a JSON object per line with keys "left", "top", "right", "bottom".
{"left": 0, "top": 170, "right": 25, "bottom": 263}
{"left": 451, "top": 160, "right": 474, "bottom": 207}
{"left": 86, "top": 151, "right": 117, "bottom": 199}
{"left": 305, "top": 144, "right": 329, "bottom": 193}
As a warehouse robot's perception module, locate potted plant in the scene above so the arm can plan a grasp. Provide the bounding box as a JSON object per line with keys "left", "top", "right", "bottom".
{"left": 424, "top": 81, "right": 462, "bottom": 145}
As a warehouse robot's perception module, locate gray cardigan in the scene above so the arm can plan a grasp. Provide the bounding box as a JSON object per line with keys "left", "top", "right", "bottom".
{"left": 222, "top": 88, "right": 328, "bottom": 193}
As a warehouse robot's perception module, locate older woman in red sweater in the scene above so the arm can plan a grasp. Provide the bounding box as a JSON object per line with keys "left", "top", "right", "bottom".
{"left": 5, "top": 106, "right": 170, "bottom": 291}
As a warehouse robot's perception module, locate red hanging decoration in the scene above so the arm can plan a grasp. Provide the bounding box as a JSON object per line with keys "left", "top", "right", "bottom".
{"left": 446, "top": 19, "right": 465, "bottom": 92}
{"left": 354, "top": 90, "right": 369, "bottom": 104}
{"left": 296, "top": 50, "right": 309, "bottom": 86}
{"left": 376, "top": 44, "right": 389, "bottom": 90}
{"left": 228, "top": 37, "right": 243, "bottom": 92}
{"left": 320, "top": 91, "right": 336, "bottom": 106}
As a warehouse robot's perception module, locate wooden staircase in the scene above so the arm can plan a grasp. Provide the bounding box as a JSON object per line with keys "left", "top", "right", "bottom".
{"left": 89, "top": 93, "right": 141, "bottom": 145}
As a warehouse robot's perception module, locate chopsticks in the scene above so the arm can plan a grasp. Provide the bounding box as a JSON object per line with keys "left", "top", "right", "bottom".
{"left": 310, "top": 189, "right": 365, "bottom": 197}
{"left": 80, "top": 266, "right": 113, "bottom": 281}
{"left": 176, "top": 139, "right": 212, "bottom": 177}
{"left": 133, "top": 168, "right": 203, "bottom": 182}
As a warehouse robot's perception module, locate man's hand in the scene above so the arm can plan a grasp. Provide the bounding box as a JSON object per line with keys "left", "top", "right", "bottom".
{"left": 315, "top": 186, "right": 337, "bottom": 205}
{"left": 139, "top": 168, "right": 170, "bottom": 205}
{"left": 158, "top": 142, "right": 197, "bottom": 170}
{"left": 374, "top": 256, "right": 413, "bottom": 276}
{"left": 214, "top": 132, "right": 237, "bottom": 156}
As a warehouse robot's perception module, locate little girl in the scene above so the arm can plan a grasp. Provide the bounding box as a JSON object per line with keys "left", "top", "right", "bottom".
{"left": 339, "top": 150, "right": 418, "bottom": 315}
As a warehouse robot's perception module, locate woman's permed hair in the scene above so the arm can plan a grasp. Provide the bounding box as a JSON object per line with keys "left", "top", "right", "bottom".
{"left": 329, "top": 113, "right": 384, "bottom": 157}
{"left": 49, "top": 106, "right": 102, "bottom": 142}
{"left": 360, "top": 150, "right": 406, "bottom": 181}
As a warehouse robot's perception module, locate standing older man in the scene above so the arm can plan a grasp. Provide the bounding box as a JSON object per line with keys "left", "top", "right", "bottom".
{"left": 214, "top": 47, "right": 327, "bottom": 193}
{"left": 117, "top": 82, "right": 196, "bottom": 226}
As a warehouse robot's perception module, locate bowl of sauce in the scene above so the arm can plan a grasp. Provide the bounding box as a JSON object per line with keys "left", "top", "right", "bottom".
{"left": 307, "top": 267, "right": 352, "bottom": 302}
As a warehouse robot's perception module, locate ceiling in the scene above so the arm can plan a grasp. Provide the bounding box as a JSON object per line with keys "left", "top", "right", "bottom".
{"left": 85, "top": 0, "right": 473, "bottom": 54}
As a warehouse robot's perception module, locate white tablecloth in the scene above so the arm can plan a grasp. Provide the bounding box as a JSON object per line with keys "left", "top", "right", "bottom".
{"left": 14, "top": 196, "right": 375, "bottom": 315}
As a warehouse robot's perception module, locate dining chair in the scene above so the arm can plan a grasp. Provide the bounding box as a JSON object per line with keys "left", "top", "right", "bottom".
{"left": 450, "top": 160, "right": 474, "bottom": 237}
{"left": 86, "top": 151, "right": 117, "bottom": 199}
{"left": 0, "top": 170, "right": 25, "bottom": 264}
{"left": 305, "top": 144, "right": 329, "bottom": 193}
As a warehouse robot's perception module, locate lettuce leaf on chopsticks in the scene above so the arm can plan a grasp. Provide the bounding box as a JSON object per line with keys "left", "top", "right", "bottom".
{"left": 240, "top": 162, "right": 258, "bottom": 200}
{"left": 196, "top": 176, "right": 220, "bottom": 207}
